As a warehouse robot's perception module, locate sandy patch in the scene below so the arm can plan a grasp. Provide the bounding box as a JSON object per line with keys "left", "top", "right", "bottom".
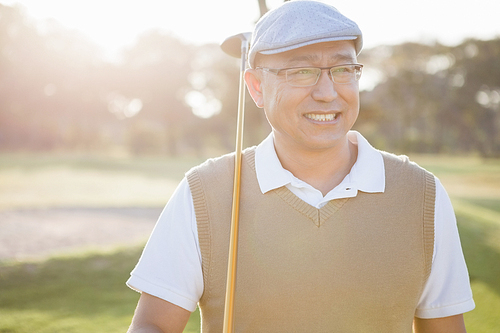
{"left": 0, "top": 207, "right": 161, "bottom": 261}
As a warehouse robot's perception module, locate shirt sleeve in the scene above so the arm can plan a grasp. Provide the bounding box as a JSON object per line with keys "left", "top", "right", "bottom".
{"left": 126, "top": 177, "right": 203, "bottom": 312}
{"left": 415, "top": 177, "right": 475, "bottom": 318}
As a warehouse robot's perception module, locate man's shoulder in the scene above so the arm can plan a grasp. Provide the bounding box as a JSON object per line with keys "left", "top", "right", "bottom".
{"left": 379, "top": 150, "right": 432, "bottom": 175}
{"left": 378, "top": 150, "right": 436, "bottom": 195}
{"left": 379, "top": 150, "right": 409, "bottom": 164}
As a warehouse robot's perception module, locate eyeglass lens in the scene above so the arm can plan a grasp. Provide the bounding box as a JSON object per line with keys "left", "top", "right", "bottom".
{"left": 285, "top": 65, "right": 362, "bottom": 86}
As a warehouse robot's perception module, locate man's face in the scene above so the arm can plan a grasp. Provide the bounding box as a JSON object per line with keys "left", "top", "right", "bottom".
{"left": 246, "top": 40, "right": 360, "bottom": 153}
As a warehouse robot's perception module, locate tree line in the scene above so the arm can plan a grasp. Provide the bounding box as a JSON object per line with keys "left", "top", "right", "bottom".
{"left": 1, "top": 4, "right": 499, "bottom": 157}
{"left": 359, "top": 39, "right": 500, "bottom": 157}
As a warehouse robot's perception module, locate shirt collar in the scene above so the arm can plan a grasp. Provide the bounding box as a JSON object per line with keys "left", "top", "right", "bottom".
{"left": 255, "top": 131, "right": 385, "bottom": 195}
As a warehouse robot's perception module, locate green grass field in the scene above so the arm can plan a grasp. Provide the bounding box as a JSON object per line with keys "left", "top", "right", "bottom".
{"left": 0, "top": 153, "right": 499, "bottom": 332}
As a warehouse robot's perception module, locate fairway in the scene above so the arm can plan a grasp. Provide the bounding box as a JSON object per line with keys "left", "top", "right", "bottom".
{"left": 0, "top": 153, "right": 499, "bottom": 332}
{"left": 0, "top": 153, "right": 203, "bottom": 210}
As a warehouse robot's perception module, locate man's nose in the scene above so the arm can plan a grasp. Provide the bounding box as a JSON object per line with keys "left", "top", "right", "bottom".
{"left": 311, "top": 69, "right": 338, "bottom": 102}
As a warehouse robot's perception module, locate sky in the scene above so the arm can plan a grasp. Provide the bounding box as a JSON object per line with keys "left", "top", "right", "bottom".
{"left": 2, "top": 0, "right": 500, "bottom": 63}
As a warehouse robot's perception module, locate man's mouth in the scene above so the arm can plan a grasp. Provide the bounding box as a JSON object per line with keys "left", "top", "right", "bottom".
{"left": 304, "top": 113, "right": 338, "bottom": 122}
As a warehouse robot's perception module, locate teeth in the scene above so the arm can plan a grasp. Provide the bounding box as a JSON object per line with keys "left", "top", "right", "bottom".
{"left": 305, "top": 113, "right": 337, "bottom": 121}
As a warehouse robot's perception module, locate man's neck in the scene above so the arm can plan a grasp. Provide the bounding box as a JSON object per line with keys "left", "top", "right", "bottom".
{"left": 274, "top": 135, "right": 358, "bottom": 196}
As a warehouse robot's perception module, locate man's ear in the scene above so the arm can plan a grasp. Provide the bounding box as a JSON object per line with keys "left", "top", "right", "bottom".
{"left": 245, "top": 69, "right": 264, "bottom": 108}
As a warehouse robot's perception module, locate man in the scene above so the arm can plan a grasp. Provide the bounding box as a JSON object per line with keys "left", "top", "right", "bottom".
{"left": 126, "top": 1, "right": 475, "bottom": 332}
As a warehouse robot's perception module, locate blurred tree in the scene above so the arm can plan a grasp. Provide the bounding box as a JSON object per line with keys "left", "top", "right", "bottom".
{"left": 358, "top": 38, "right": 500, "bottom": 157}
{"left": 0, "top": 4, "right": 111, "bottom": 151}
{"left": 449, "top": 39, "right": 500, "bottom": 156}
{"left": 118, "top": 30, "right": 196, "bottom": 155}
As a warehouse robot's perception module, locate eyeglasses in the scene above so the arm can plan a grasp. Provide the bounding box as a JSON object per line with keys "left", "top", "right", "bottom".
{"left": 256, "top": 64, "right": 363, "bottom": 87}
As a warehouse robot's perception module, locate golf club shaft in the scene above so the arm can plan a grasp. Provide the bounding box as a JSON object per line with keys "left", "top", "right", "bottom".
{"left": 223, "top": 40, "right": 248, "bottom": 333}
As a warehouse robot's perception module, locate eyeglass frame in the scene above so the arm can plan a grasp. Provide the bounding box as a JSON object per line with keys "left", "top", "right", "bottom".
{"left": 255, "top": 63, "right": 364, "bottom": 87}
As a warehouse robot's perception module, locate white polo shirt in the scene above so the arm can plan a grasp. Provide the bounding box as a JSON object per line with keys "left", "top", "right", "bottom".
{"left": 127, "top": 131, "right": 475, "bottom": 318}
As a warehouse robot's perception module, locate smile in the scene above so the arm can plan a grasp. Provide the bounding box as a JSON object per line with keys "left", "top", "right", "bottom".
{"left": 305, "top": 113, "right": 338, "bottom": 122}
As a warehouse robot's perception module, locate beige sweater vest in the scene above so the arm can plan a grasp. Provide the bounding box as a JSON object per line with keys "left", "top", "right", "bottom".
{"left": 186, "top": 147, "right": 435, "bottom": 333}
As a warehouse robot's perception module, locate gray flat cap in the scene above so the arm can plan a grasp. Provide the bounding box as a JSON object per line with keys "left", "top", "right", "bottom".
{"left": 248, "top": 0, "right": 363, "bottom": 68}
